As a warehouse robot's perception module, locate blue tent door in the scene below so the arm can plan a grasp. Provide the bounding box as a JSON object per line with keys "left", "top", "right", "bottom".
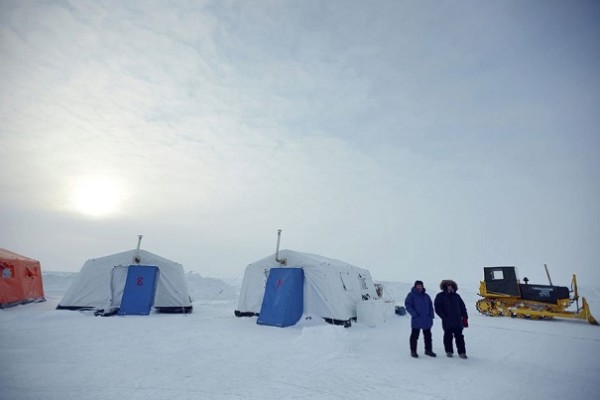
{"left": 118, "top": 265, "right": 159, "bottom": 315}
{"left": 257, "top": 268, "right": 304, "bottom": 327}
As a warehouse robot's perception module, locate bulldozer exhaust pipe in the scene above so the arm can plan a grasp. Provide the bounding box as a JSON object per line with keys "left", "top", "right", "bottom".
{"left": 544, "top": 264, "right": 553, "bottom": 286}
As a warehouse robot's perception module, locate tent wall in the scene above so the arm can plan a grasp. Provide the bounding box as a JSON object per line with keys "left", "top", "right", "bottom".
{"left": 235, "top": 264, "right": 269, "bottom": 316}
{"left": 110, "top": 265, "right": 129, "bottom": 309}
{"left": 0, "top": 249, "right": 45, "bottom": 308}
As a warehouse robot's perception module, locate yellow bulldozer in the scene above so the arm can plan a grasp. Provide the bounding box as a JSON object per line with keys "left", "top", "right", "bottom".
{"left": 476, "top": 265, "right": 597, "bottom": 325}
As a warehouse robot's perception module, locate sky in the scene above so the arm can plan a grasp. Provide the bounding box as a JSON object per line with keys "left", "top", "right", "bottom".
{"left": 1, "top": 0, "right": 599, "bottom": 288}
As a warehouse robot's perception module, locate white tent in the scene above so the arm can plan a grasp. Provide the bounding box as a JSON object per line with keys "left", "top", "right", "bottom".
{"left": 235, "top": 249, "right": 378, "bottom": 325}
{"left": 57, "top": 249, "right": 193, "bottom": 314}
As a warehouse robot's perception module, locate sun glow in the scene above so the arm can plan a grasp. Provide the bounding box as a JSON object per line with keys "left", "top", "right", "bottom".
{"left": 71, "top": 177, "right": 123, "bottom": 218}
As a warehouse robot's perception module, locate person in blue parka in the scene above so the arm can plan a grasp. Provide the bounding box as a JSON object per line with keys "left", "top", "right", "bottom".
{"left": 404, "top": 280, "right": 436, "bottom": 358}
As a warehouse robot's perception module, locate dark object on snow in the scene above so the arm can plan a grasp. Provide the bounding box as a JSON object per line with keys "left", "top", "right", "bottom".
{"left": 94, "top": 308, "right": 119, "bottom": 317}
{"left": 155, "top": 306, "right": 193, "bottom": 314}
{"left": 395, "top": 306, "right": 406, "bottom": 316}
{"left": 324, "top": 317, "right": 355, "bottom": 328}
{"left": 234, "top": 310, "right": 258, "bottom": 317}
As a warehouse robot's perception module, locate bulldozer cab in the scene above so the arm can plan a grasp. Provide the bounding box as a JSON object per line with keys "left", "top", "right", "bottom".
{"left": 484, "top": 266, "right": 520, "bottom": 296}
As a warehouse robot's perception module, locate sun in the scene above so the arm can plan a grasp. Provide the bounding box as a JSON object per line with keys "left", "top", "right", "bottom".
{"left": 71, "top": 176, "right": 123, "bottom": 218}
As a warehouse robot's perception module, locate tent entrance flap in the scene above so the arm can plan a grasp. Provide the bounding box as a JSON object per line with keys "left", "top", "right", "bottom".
{"left": 257, "top": 268, "right": 304, "bottom": 327}
{"left": 118, "top": 265, "right": 159, "bottom": 315}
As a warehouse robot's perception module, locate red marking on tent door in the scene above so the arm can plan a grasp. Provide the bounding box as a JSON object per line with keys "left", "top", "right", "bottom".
{"left": 137, "top": 276, "right": 144, "bottom": 286}
{"left": 276, "top": 278, "right": 283, "bottom": 288}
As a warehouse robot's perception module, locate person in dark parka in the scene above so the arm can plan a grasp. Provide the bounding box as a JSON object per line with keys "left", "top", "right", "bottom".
{"left": 434, "top": 279, "right": 469, "bottom": 359}
{"left": 404, "top": 280, "right": 436, "bottom": 358}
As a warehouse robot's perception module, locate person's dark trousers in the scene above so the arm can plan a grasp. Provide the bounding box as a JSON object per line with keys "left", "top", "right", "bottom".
{"left": 410, "top": 328, "right": 433, "bottom": 352}
{"left": 443, "top": 328, "right": 466, "bottom": 354}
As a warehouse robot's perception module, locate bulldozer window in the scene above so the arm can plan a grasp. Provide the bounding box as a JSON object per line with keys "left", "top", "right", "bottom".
{"left": 492, "top": 270, "right": 504, "bottom": 280}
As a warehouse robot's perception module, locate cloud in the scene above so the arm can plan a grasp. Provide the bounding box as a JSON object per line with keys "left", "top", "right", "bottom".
{"left": 1, "top": 0, "right": 599, "bottom": 288}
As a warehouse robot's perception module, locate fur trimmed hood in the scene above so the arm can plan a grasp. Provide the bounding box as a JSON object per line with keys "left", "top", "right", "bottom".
{"left": 439, "top": 279, "right": 458, "bottom": 291}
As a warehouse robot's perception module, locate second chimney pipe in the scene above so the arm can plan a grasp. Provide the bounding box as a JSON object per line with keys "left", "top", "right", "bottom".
{"left": 275, "top": 229, "right": 286, "bottom": 265}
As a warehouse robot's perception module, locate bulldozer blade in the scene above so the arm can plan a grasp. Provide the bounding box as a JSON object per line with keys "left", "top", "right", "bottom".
{"left": 581, "top": 297, "right": 598, "bottom": 326}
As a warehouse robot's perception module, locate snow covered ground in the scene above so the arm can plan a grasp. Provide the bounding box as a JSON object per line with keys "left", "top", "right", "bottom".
{"left": 1, "top": 272, "right": 599, "bottom": 400}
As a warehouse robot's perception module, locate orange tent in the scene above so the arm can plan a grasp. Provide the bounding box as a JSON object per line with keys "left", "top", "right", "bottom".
{"left": 0, "top": 248, "right": 45, "bottom": 308}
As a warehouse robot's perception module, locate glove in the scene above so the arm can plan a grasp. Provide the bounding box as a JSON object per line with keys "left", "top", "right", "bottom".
{"left": 462, "top": 317, "right": 469, "bottom": 328}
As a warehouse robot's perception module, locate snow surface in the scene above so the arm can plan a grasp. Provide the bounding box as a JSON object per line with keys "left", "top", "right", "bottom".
{"left": 1, "top": 272, "right": 599, "bottom": 400}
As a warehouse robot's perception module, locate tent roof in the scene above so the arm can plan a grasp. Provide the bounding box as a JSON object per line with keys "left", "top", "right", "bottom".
{"left": 0, "top": 248, "right": 39, "bottom": 262}
{"left": 82, "top": 248, "right": 183, "bottom": 268}
{"left": 248, "top": 249, "right": 368, "bottom": 271}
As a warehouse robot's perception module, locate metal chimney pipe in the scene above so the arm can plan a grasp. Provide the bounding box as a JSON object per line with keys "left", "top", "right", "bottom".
{"left": 275, "top": 229, "right": 282, "bottom": 260}
{"left": 133, "top": 234, "right": 143, "bottom": 264}
{"left": 275, "top": 229, "right": 286, "bottom": 265}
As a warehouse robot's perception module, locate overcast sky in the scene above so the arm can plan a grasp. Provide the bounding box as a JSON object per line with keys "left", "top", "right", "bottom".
{"left": 1, "top": 0, "right": 599, "bottom": 288}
